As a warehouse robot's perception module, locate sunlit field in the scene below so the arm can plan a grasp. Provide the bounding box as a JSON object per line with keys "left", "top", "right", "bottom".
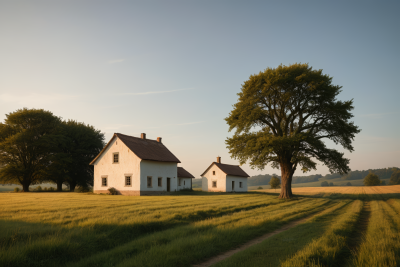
{"left": 1, "top": 191, "right": 400, "bottom": 267}
{"left": 255, "top": 185, "right": 400, "bottom": 195}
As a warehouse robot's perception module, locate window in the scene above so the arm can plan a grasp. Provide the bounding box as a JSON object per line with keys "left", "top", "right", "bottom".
{"left": 125, "top": 176, "right": 131, "bottom": 186}
{"left": 184, "top": 181, "right": 185, "bottom": 186}
{"left": 178, "top": 178, "right": 181, "bottom": 186}
{"left": 102, "top": 177, "right": 107, "bottom": 187}
{"left": 212, "top": 181, "right": 217, "bottom": 188}
{"left": 158, "top": 177, "right": 162, "bottom": 187}
{"left": 239, "top": 182, "right": 242, "bottom": 188}
{"left": 113, "top": 153, "right": 119, "bottom": 163}
{"left": 213, "top": 171, "right": 215, "bottom": 175}
{"left": 147, "top": 176, "right": 152, "bottom": 187}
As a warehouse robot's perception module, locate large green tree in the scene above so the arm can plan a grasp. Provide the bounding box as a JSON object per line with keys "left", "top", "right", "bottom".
{"left": 225, "top": 63, "right": 360, "bottom": 199}
{"left": 45, "top": 120, "right": 105, "bottom": 192}
{"left": 0, "top": 108, "right": 63, "bottom": 191}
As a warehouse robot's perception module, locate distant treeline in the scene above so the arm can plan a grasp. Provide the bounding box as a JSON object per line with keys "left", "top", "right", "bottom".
{"left": 248, "top": 167, "right": 400, "bottom": 186}
{"left": 247, "top": 174, "right": 322, "bottom": 186}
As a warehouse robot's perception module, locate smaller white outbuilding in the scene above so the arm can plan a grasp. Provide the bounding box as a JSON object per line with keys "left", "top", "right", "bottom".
{"left": 177, "top": 167, "right": 195, "bottom": 190}
{"left": 201, "top": 157, "right": 249, "bottom": 192}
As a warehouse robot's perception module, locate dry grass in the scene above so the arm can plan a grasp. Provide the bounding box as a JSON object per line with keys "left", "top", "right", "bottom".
{"left": 254, "top": 185, "right": 400, "bottom": 195}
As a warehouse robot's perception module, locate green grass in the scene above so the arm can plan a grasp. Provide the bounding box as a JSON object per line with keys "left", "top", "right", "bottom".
{"left": 248, "top": 178, "right": 391, "bottom": 190}
{"left": 0, "top": 192, "right": 399, "bottom": 266}
{"left": 350, "top": 199, "right": 400, "bottom": 267}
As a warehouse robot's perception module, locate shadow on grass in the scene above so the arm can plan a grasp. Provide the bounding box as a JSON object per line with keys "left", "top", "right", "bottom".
{"left": 0, "top": 196, "right": 308, "bottom": 267}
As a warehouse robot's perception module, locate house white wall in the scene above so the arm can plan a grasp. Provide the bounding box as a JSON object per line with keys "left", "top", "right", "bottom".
{"left": 93, "top": 137, "right": 141, "bottom": 194}
{"left": 140, "top": 160, "right": 178, "bottom": 192}
{"left": 177, "top": 178, "right": 192, "bottom": 190}
{"left": 226, "top": 175, "right": 248, "bottom": 192}
{"left": 201, "top": 164, "right": 227, "bottom": 192}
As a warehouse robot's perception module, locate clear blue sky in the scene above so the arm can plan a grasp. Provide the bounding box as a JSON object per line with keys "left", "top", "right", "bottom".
{"left": 0, "top": 1, "right": 399, "bottom": 177}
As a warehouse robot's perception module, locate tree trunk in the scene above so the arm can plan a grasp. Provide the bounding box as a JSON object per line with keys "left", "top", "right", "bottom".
{"left": 22, "top": 182, "right": 30, "bottom": 192}
{"left": 57, "top": 181, "right": 63, "bottom": 192}
{"left": 69, "top": 182, "right": 77, "bottom": 192}
{"left": 279, "top": 161, "right": 294, "bottom": 199}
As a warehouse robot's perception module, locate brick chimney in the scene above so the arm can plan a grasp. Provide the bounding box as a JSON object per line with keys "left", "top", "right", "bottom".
{"left": 141, "top": 133, "right": 146, "bottom": 139}
{"left": 157, "top": 137, "right": 162, "bottom": 143}
{"left": 217, "top": 156, "right": 221, "bottom": 163}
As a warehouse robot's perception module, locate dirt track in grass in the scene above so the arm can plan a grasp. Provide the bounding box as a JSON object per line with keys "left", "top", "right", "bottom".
{"left": 192, "top": 211, "right": 324, "bottom": 267}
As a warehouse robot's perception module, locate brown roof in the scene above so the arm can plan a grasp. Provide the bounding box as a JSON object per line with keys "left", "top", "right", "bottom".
{"left": 200, "top": 162, "right": 249, "bottom": 177}
{"left": 90, "top": 133, "right": 180, "bottom": 165}
{"left": 177, "top": 167, "right": 195, "bottom": 178}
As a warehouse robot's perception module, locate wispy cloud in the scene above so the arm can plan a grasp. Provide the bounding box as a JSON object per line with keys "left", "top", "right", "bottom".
{"left": 116, "top": 88, "right": 194, "bottom": 96}
{"left": 108, "top": 59, "right": 125, "bottom": 64}
{"left": 0, "top": 93, "right": 79, "bottom": 106}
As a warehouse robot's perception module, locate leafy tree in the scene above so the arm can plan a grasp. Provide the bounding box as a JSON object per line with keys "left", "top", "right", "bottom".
{"left": 269, "top": 176, "right": 281, "bottom": 189}
{"left": 46, "top": 120, "right": 105, "bottom": 192}
{"left": 225, "top": 63, "right": 360, "bottom": 198}
{"left": 389, "top": 169, "right": 400, "bottom": 185}
{"left": 321, "top": 181, "right": 329, "bottom": 187}
{"left": 364, "top": 172, "right": 381, "bottom": 186}
{"left": 346, "top": 182, "right": 352, "bottom": 186}
{"left": 329, "top": 182, "right": 334, "bottom": 186}
{"left": 0, "top": 108, "right": 62, "bottom": 192}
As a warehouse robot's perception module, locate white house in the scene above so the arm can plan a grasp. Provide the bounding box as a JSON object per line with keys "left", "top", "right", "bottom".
{"left": 201, "top": 157, "right": 249, "bottom": 192}
{"left": 90, "top": 133, "right": 193, "bottom": 196}
{"left": 177, "top": 167, "right": 195, "bottom": 190}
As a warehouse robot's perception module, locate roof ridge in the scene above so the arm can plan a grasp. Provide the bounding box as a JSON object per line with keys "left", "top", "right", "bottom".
{"left": 115, "top": 133, "right": 159, "bottom": 142}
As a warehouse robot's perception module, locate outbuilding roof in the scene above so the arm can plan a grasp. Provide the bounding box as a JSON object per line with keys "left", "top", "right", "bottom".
{"left": 200, "top": 162, "right": 250, "bottom": 178}
{"left": 89, "top": 133, "right": 181, "bottom": 165}
{"left": 177, "top": 167, "right": 195, "bottom": 178}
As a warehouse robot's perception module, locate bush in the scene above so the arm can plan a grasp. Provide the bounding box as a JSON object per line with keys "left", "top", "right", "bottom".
{"left": 329, "top": 182, "right": 334, "bottom": 186}
{"left": 36, "top": 186, "right": 43, "bottom": 192}
{"left": 380, "top": 180, "right": 386, "bottom": 186}
{"left": 14, "top": 187, "right": 20, "bottom": 192}
{"left": 108, "top": 187, "right": 118, "bottom": 195}
{"left": 48, "top": 187, "right": 55, "bottom": 192}
{"left": 364, "top": 172, "right": 381, "bottom": 186}
{"left": 346, "top": 182, "right": 352, "bottom": 186}
{"left": 269, "top": 176, "right": 281, "bottom": 189}
{"left": 257, "top": 186, "right": 263, "bottom": 189}
{"left": 43, "top": 187, "right": 48, "bottom": 191}
{"left": 321, "top": 181, "right": 329, "bottom": 187}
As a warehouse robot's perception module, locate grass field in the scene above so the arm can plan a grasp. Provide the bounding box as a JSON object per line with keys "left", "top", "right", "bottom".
{"left": 248, "top": 177, "right": 391, "bottom": 190}
{"left": 1, "top": 189, "right": 400, "bottom": 266}
{"left": 255, "top": 185, "right": 400, "bottom": 195}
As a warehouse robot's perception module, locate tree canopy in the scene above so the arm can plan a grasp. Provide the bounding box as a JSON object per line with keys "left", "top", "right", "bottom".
{"left": 269, "top": 176, "right": 280, "bottom": 189}
{"left": 225, "top": 63, "right": 360, "bottom": 198}
{"left": 0, "top": 108, "right": 63, "bottom": 191}
{"left": 0, "top": 108, "right": 105, "bottom": 192}
{"left": 364, "top": 172, "right": 381, "bottom": 186}
{"left": 389, "top": 169, "right": 400, "bottom": 185}
{"left": 44, "top": 120, "right": 105, "bottom": 191}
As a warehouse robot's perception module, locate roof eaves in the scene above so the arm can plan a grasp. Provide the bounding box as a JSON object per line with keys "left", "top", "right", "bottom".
{"left": 89, "top": 133, "right": 118, "bottom": 165}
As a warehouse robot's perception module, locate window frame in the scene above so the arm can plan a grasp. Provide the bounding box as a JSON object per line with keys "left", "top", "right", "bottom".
{"left": 101, "top": 176, "right": 108, "bottom": 187}
{"left": 147, "top": 176, "right": 152, "bottom": 188}
{"left": 212, "top": 181, "right": 217, "bottom": 188}
{"left": 125, "top": 176, "right": 132, "bottom": 187}
{"left": 158, "top": 177, "right": 162, "bottom": 187}
{"left": 112, "top": 152, "right": 119, "bottom": 164}
{"left": 239, "top": 182, "right": 242, "bottom": 188}
{"left": 213, "top": 171, "right": 215, "bottom": 175}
